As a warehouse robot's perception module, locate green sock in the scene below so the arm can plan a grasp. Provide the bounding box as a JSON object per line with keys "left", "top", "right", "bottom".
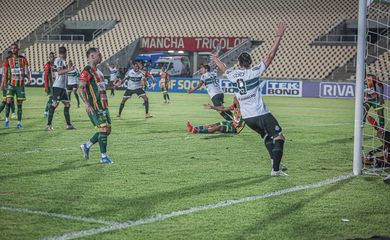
{"left": 10, "top": 101, "right": 15, "bottom": 114}
{"left": 144, "top": 101, "right": 149, "bottom": 114}
{"left": 98, "top": 132, "right": 108, "bottom": 154}
{"left": 90, "top": 132, "right": 99, "bottom": 144}
{"left": 119, "top": 103, "right": 125, "bottom": 115}
{"left": 17, "top": 104, "right": 22, "bottom": 121}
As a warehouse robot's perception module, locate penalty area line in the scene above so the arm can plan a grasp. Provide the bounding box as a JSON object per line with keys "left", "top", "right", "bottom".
{"left": 42, "top": 174, "right": 353, "bottom": 240}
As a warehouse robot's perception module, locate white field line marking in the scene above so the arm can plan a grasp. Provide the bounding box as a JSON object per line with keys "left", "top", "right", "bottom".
{"left": 42, "top": 174, "right": 353, "bottom": 240}
{"left": 0, "top": 206, "right": 119, "bottom": 225}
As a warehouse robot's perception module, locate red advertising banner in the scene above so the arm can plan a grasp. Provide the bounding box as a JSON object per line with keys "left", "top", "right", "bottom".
{"left": 141, "top": 37, "right": 248, "bottom": 52}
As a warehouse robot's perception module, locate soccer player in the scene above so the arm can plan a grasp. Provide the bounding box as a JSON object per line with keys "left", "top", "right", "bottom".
{"left": 211, "top": 22, "right": 287, "bottom": 176}
{"left": 138, "top": 62, "right": 156, "bottom": 91}
{"left": 79, "top": 48, "right": 113, "bottom": 164}
{"left": 46, "top": 46, "right": 75, "bottom": 130}
{"left": 188, "top": 64, "right": 232, "bottom": 121}
{"left": 43, "top": 52, "right": 55, "bottom": 117}
{"left": 187, "top": 96, "right": 245, "bottom": 134}
{"left": 66, "top": 60, "right": 81, "bottom": 108}
{"left": 364, "top": 115, "right": 390, "bottom": 168}
{"left": 106, "top": 62, "right": 118, "bottom": 96}
{"left": 159, "top": 67, "right": 171, "bottom": 104}
{"left": 362, "top": 73, "right": 384, "bottom": 129}
{"left": 1, "top": 43, "right": 29, "bottom": 129}
{"left": 115, "top": 61, "right": 152, "bottom": 118}
{"left": 0, "top": 51, "right": 16, "bottom": 119}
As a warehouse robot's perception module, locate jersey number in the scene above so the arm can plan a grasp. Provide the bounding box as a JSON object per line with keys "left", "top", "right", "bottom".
{"left": 237, "top": 79, "right": 247, "bottom": 95}
{"left": 211, "top": 76, "right": 219, "bottom": 88}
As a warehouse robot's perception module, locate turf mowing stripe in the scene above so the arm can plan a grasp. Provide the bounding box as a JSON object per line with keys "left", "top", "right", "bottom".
{"left": 42, "top": 174, "right": 353, "bottom": 240}
{"left": 0, "top": 206, "right": 118, "bottom": 225}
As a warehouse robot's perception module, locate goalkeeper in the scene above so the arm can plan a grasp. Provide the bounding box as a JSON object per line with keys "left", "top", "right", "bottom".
{"left": 187, "top": 97, "right": 245, "bottom": 134}
{"left": 363, "top": 115, "right": 390, "bottom": 168}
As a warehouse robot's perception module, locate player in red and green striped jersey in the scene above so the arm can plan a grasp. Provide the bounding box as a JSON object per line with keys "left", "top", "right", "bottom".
{"left": 0, "top": 43, "right": 30, "bottom": 129}
{"left": 0, "top": 51, "right": 15, "bottom": 119}
{"left": 43, "top": 52, "right": 55, "bottom": 117}
{"left": 79, "top": 47, "right": 113, "bottom": 164}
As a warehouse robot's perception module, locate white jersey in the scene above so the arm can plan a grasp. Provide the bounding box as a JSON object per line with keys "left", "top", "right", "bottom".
{"left": 108, "top": 66, "right": 118, "bottom": 82}
{"left": 200, "top": 71, "right": 223, "bottom": 98}
{"left": 53, "top": 56, "right": 67, "bottom": 89}
{"left": 124, "top": 69, "right": 145, "bottom": 90}
{"left": 67, "top": 68, "right": 80, "bottom": 85}
{"left": 225, "top": 62, "right": 268, "bottom": 119}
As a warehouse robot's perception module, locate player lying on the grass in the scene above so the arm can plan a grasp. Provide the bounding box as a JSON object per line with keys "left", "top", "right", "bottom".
{"left": 79, "top": 47, "right": 113, "bottom": 164}
{"left": 211, "top": 22, "right": 287, "bottom": 176}
{"left": 187, "top": 96, "right": 245, "bottom": 134}
{"left": 363, "top": 115, "right": 390, "bottom": 168}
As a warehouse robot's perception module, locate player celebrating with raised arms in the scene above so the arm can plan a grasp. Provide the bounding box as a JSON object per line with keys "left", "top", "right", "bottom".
{"left": 79, "top": 48, "right": 113, "bottom": 164}
{"left": 211, "top": 22, "right": 287, "bottom": 176}
{"left": 187, "top": 64, "right": 232, "bottom": 120}
{"left": 115, "top": 61, "right": 152, "bottom": 118}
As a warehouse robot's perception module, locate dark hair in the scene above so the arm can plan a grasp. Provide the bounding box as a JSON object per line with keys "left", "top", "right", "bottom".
{"left": 59, "top": 46, "right": 67, "bottom": 54}
{"left": 132, "top": 60, "right": 138, "bottom": 65}
{"left": 49, "top": 52, "right": 55, "bottom": 56}
{"left": 86, "top": 47, "right": 99, "bottom": 57}
{"left": 7, "top": 51, "right": 12, "bottom": 56}
{"left": 200, "top": 64, "right": 210, "bottom": 72}
{"left": 10, "top": 43, "right": 18, "bottom": 48}
{"left": 238, "top": 52, "right": 252, "bottom": 68}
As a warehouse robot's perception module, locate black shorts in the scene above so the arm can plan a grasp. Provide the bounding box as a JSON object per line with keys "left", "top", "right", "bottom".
{"left": 211, "top": 93, "right": 224, "bottom": 106}
{"left": 244, "top": 113, "right": 282, "bottom": 139}
{"left": 52, "top": 87, "right": 69, "bottom": 103}
{"left": 67, "top": 84, "right": 78, "bottom": 91}
{"left": 123, "top": 88, "right": 146, "bottom": 98}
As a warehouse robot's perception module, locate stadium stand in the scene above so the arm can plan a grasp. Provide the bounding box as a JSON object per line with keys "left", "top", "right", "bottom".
{"left": 7, "top": 0, "right": 386, "bottom": 80}
{"left": 0, "top": 0, "right": 73, "bottom": 52}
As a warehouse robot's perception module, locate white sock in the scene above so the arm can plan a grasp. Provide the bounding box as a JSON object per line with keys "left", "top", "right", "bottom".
{"left": 17, "top": 121, "right": 21, "bottom": 124}
{"left": 101, "top": 153, "right": 107, "bottom": 158}
{"left": 5, "top": 117, "right": 9, "bottom": 122}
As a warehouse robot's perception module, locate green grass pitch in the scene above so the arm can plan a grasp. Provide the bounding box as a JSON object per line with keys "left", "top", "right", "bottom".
{"left": 0, "top": 88, "right": 389, "bottom": 240}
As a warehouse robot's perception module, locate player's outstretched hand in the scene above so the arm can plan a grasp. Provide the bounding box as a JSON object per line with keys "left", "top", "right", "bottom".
{"left": 210, "top": 55, "right": 218, "bottom": 62}
{"left": 275, "top": 22, "right": 287, "bottom": 38}
{"left": 203, "top": 103, "right": 212, "bottom": 109}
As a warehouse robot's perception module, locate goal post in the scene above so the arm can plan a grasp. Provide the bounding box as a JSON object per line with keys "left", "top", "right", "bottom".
{"left": 353, "top": 0, "right": 367, "bottom": 176}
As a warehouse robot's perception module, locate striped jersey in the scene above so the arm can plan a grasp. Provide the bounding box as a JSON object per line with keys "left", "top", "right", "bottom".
{"left": 3, "top": 56, "right": 29, "bottom": 87}
{"left": 80, "top": 65, "right": 108, "bottom": 111}
{"left": 124, "top": 69, "right": 145, "bottom": 90}
{"left": 364, "top": 75, "right": 381, "bottom": 100}
{"left": 225, "top": 62, "right": 268, "bottom": 119}
{"left": 200, "top": 71, "right": 223, "bottom": 98}
{"left": 160, "top": 71, "right": 169, "bottom": 88}
{"left": 43, "top": 61, "right": 55, "bottom": 92}
{"left": 53, "top": 56, "right": 67, "bottom": 89}
{"left": 67, "top": 68, "right": 80, "bottom": 85}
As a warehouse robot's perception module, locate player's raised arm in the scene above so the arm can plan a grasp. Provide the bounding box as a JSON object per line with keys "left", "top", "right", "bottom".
{"left": 264, "top": 22, "right": 286, "bottom": 68}
{"left": 210, "top": 55, "right": 227, "bottom": 73}
{"left": 187, "top": 80, "right": 204, "bottom": 94}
